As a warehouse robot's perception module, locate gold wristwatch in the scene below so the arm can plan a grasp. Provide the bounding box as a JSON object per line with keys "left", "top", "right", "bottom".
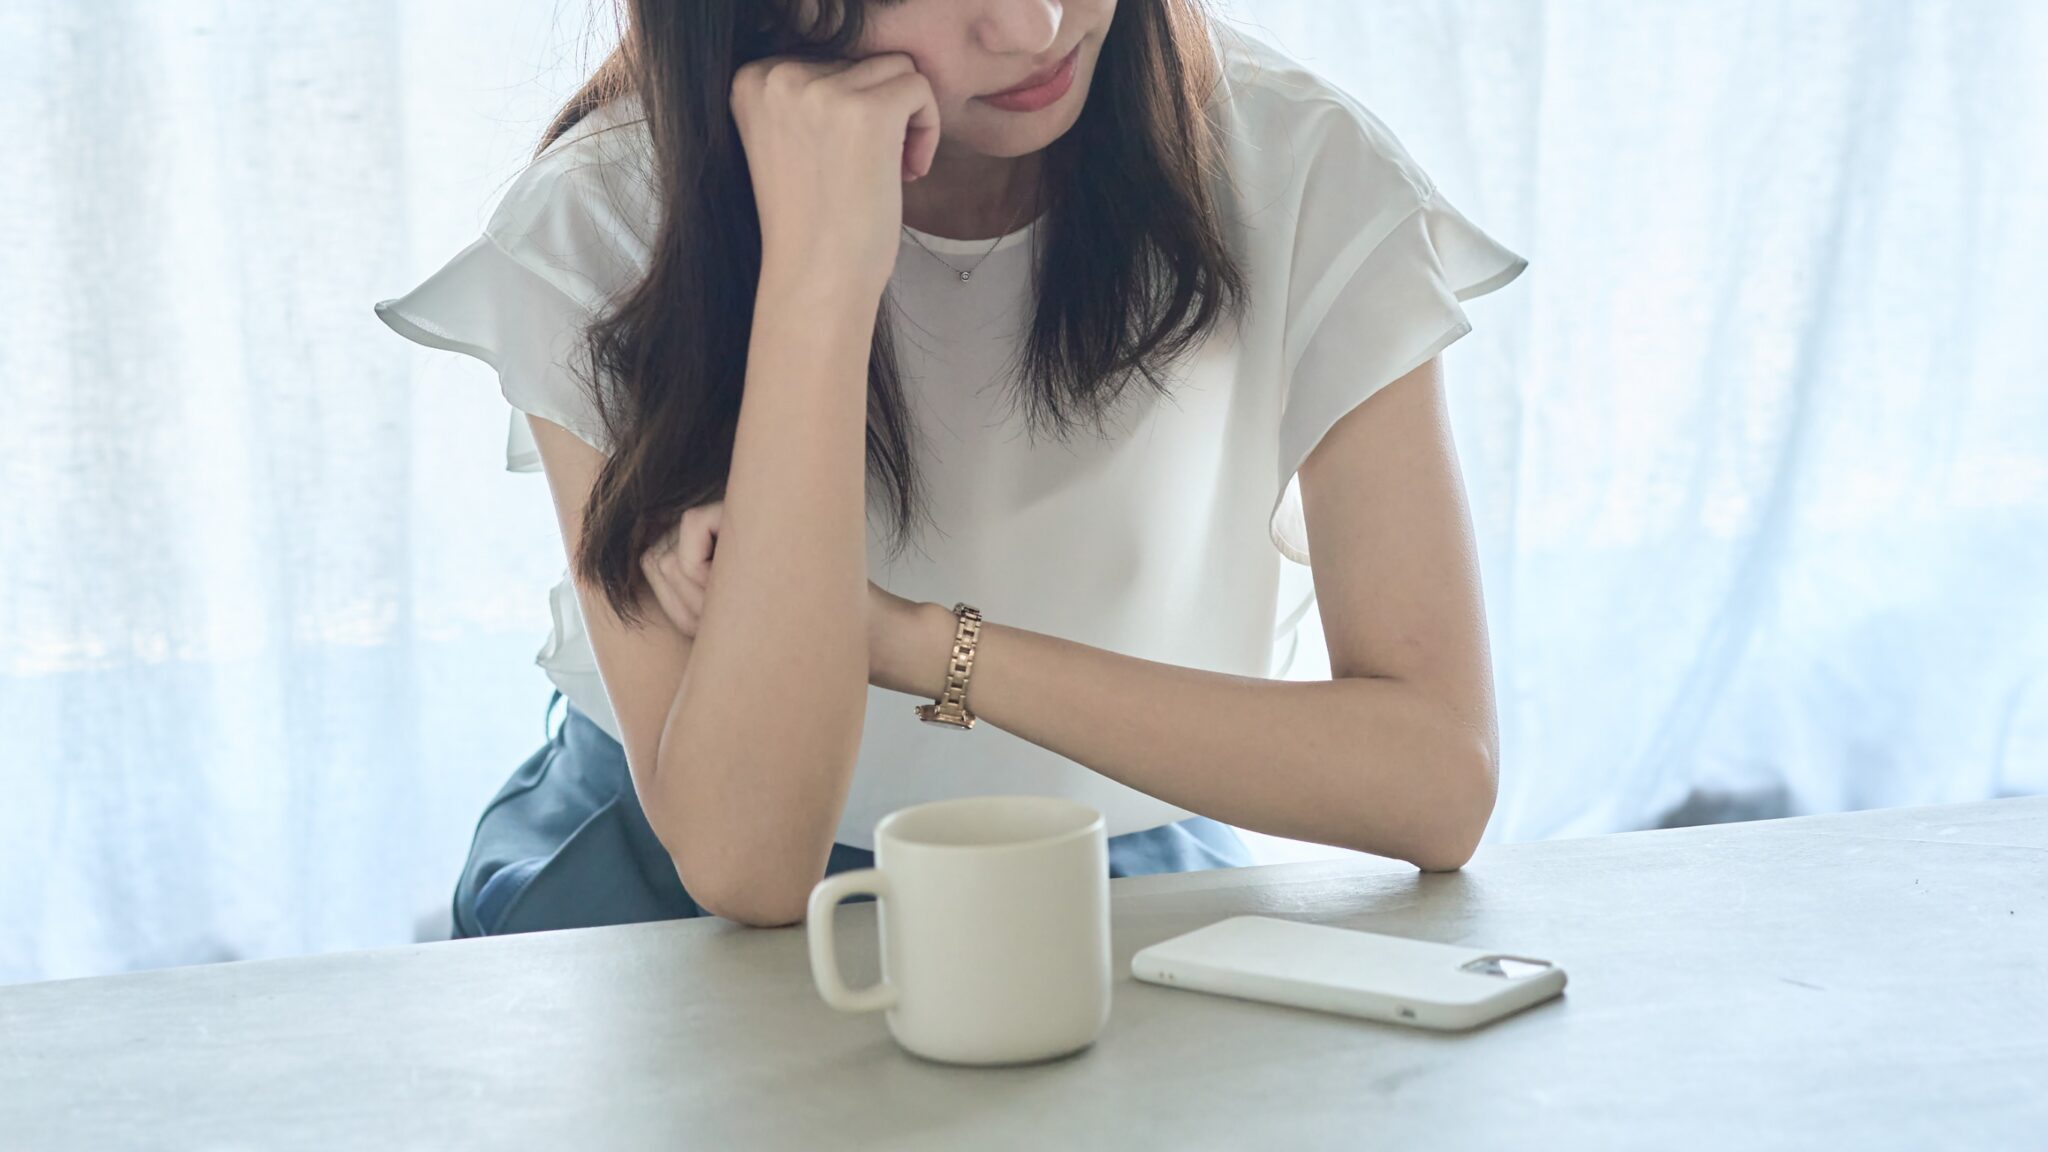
{"left": 913, "top": 602, "right": 983, "bottom": 730}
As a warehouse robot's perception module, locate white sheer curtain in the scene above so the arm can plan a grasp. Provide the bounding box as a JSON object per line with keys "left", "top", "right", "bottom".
{"left": 1238, "top": 0, "right": 2048, "bottom": 847}
{"left": 5, "top": 1, "right": 2044, "bottom": 983}
{"left": 0, "top": 1, "right": 611, "bottom": 982}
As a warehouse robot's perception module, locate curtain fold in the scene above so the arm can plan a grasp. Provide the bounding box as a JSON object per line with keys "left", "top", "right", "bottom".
{"left": 4, "top": 0, "right": 2043, "bottom": 982}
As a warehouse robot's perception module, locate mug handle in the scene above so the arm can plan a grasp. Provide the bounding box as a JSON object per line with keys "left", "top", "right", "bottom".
{"left": 806, "top": 868, "right": 900, "bottom": 1014}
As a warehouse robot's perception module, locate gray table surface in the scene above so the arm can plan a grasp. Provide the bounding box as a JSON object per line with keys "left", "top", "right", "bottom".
{"left": 4, "top": 797, "right": 2043, "bottom": 1150}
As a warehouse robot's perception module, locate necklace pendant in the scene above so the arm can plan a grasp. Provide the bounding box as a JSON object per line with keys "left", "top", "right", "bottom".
{"left": 960, "top": 270, "right": 972, "bottom": 282}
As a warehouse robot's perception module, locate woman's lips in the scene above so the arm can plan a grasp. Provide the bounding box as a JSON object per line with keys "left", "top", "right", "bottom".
{"left": 977, "top": 44, "right": 1080, "bottom": 113}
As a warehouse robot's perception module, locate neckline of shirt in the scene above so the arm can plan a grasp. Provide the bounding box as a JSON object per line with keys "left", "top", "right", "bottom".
{"left": 900, "top": 215, "right": 1042, "bottom": 257}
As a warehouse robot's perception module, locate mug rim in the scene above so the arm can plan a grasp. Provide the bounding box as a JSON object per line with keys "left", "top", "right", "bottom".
{"left": 875, "top": 794, "right": 1105, "bottom": 853}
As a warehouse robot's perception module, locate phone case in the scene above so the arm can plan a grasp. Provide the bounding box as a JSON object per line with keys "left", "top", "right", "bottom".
{"left": 1129, "top": 915, "right": 1566, "bottom": 1031}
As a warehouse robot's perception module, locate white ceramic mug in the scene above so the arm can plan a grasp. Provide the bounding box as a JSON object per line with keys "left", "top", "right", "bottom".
{"left": 806, "top": 795, "right": 1112, "bottom": 1066}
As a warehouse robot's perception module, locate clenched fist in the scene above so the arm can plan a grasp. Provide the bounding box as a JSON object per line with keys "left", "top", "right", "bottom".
{"left": 729, "top": 52, "right": 941, "bottom": 298}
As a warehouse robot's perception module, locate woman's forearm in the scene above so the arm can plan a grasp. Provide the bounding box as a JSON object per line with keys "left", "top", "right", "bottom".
{"left": 650, "top": 269, "right": 877, "bottom": 925}
{"left": 883, "top": 601, "right": 1497, "bottom": 871}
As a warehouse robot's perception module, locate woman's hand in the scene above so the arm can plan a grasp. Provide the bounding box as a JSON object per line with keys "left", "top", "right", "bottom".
{"left": 640, "top": 499, "right": 912, "bottom": 682}
{"left": 641, "top": 501, "right": 725, "bottom": 640}
{"left": 729, "top": 52, "right": 941, "bottom": 298}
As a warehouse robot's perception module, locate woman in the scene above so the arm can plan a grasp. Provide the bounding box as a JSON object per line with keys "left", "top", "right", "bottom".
{"left": 375, "top": 0, "right": 1526, "bottom": 934}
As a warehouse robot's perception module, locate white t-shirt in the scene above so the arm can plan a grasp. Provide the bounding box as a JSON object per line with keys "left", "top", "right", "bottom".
{"left": 374, "top": 26, "right": 1529, "bottom": 848}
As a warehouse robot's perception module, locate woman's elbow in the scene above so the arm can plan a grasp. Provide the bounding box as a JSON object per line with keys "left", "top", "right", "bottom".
{"left": 1406, "top": 730, "right": 1499, "bottom": 873}
{"left": 639, "top": 770, "right": 831, "bottom": 927}
{"left": 673, "top": 853, "right": 812, "bottom": 927}
{"left": 656, "top": 824, "right": 816, "bottom": 928}
{"left": 695, "top": 883, "right": 810, "bottom": 928}
{"left": 1410, "top": 832, "right": 1481, "bottom": 874}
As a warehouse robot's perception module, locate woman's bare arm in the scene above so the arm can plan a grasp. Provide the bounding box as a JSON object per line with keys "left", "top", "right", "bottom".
{"left": 873, "top": 355, "right": 1499, "bottom": 870}
{"left": 522, "top": 411, "right": 697, "bottom": 841}
{"left": 519, "top": 55, "right": 944, "bottom": 929}
{"left": 649, "top": 277, "right": 877, "bottom": 926}
{"left": 525, "top": 257, "right": 881, "bottom": 930}
{"left": 528, "top": 410, "right": 957, "bottom": 930}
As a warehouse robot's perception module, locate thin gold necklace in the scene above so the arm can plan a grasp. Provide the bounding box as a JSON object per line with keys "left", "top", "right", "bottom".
{"left": 900, "top": 201, "right": 1029, "bottom": 283}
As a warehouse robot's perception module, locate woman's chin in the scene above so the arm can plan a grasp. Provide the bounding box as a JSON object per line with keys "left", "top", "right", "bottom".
{"left": 949, "top": 97, "right": 1090, "bottom": 159}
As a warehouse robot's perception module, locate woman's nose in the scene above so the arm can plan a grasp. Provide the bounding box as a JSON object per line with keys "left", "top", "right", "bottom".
{"left": 974, "top": 0, "right": 1063, "bottom": 58}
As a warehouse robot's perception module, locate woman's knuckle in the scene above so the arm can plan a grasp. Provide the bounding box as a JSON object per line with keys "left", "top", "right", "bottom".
{"left": 765, "top": 59, "right": 809, "bottom": 97}
{"left": 731, "top": 66, "right": 765, "bottom": 103}
{"left": 799, "top": 81, "right": 841, "bottom": 118}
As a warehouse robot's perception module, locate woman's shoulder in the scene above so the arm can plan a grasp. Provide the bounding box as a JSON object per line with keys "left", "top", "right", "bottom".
{"left": 481, "top": 92, "right": 661, "bottom": 312}
{"left": 1209, "top": 24, "right": 1437, "bottom": 216}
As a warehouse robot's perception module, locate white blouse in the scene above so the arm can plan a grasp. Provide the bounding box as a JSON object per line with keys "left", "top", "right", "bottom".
{"left": 374, "top": 27, "right": 1529, "bottom": 848}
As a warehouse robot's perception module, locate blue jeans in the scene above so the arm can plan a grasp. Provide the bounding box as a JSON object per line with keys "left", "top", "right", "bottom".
{"left": 452, "top": 689, "right": 1252, "bottom": 937}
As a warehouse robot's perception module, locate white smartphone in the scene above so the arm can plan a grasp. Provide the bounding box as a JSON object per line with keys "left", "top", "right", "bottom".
{"left": 1129, "top": 915, "right": 1566, "bottom": 1032}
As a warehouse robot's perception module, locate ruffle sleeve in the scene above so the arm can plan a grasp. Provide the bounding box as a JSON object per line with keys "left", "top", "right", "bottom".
{"left": 374, "top": 234, "right": 614, "bottom": 463}
{"left": 374, "top": 101, "right": 657, "bottom": 470}
{"left": 1268, "top": 187, "right": 1528, "bottom": 566}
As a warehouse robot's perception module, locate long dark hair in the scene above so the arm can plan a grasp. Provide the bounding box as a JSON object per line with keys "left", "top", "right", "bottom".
{"left": 547, "top": 1, "right": 1245, "bottom": 627}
